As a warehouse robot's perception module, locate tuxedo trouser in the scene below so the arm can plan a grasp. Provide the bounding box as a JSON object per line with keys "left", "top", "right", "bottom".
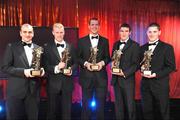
{"left": 113, "top": 79, "right": 136, "bottom": 120}
{"left": 141, "top": 80, "right": 169, "bottom": 120}
{"left": 6, "top": 92, "right": 40, "bottom": 120}
{"left": 46, "top": 90, "right": 72, "bottom": 120}
{"left": 81, "top": 86, "right": 107, "bottom": 120}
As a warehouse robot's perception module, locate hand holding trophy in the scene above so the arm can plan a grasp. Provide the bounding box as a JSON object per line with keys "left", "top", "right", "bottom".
{"left": 61, "top": 48, "right": 72, "bottom": 75}
{"left": 88, "top": 47, "right": 99, "bottom": 71}
{"left": 111, "top": 49, "right": 123, "bottom": 73}
{"left": 140, "top": 49, "right": 153, "bottom": 76}
{"left": 30, "top": 47, "right": 44, "bottom": 76}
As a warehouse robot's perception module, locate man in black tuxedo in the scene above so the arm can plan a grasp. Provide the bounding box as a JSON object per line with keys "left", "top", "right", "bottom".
{"left": 77, "top": 18, "right": 110, "bottom": 119}
{"left": 43, "top": 23, "right": 76, "bottom": 120}
{"left": 140, "top": 23, "right": 176, "bottom": 120}
{"left": 1, "top": 24, "right": 45, "bottom": 120}
{"left": 111, "top": 23, "right": 140, "bottom": 120}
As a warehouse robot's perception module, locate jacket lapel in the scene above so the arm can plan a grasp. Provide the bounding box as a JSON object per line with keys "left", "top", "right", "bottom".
{"left": 122, "top": 39, "right": 132, "bottom": 53}
{"left": 17, "top": 42, "right": 29, "bottom": 67}
{"left": 51, "top": 41, "right": 60, "bottom": 60}
{"left": 97, "top": 36, "right": 103, "bottom": 57}
{"left": 87, "top": 35, "right": 92, "bottom": 48}
{"left": 152, "top": 40, "right": 163, "bottom": 59}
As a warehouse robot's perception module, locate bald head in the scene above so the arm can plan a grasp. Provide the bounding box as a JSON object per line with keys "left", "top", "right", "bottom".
{"left": 21, "top": 23, "right": 34, "bottom": 31}
{"left": 20, "top": 23, "right": 34, "bottom": 43}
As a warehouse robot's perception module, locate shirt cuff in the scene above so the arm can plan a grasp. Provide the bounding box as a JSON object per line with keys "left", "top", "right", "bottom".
{"left": 101, "top": 61, "right": 105, "bottom": 66}
{"left": 84, "top": 61, "right": 88, "bottom": 67}
{"left": 54, "top": 65, "right": 61, "bottom": 74}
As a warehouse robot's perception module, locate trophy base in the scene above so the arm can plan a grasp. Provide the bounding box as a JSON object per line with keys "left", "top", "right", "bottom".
{"left": 30, "top": 70, "right": 42, "bottom": 76}
{"left": 90, "top": 64, "right": 99, "bottom": 71}
{"left": 112, "top": 68, "right": 121, "bottom": 73}
{"left": 63, "top": 68, "right": 72, "bottom": 74}
{"left": 143, "top": 70, "right": 152, "bottom": 76}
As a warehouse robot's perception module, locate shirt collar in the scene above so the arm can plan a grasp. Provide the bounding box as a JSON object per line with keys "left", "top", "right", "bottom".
{"left": 21, "top": 39, "right": 32, "bottom": 44}
{"left": 120, "top": 37, "right": 129, "bottom": 43}
{"left": 89, "top": 34, "right": 99, "bottom": 39}
{"left": 54, "top": 39, "right": 65, "bottom": 45}
{"left": 148, "top": 39, "right": 159, "bottom": 44}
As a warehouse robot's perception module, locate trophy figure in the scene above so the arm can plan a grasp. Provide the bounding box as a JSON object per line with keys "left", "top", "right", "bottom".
{"left": 31, "top": 47, "right": 44, "bottom": 76}
{"left": 88, "top": 47, "right": 99, "bottom": 71}
{"left": 111, "top": 49, "right": 123, "bottom": 73}
{"left": 140, "top": 49, "right": 153, "bottom": 76}
{"left": 61, "top": 48, "right": 71, "bottom": 74}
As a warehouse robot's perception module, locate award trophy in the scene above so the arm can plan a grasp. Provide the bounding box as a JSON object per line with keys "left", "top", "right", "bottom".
{"left": 140, "top": 49, "right": 153, "bottom": 76}
{"left": 61, "top": 48, "right": 71, "bottom": 74}
{"left": 88, "top": 47, "right": 99, "bottom": 71}
{"left": 111, "top": 49, "right": 123, "bottom": 73}
{"left": 31, "top": 47, "right": 44, "bottom": 76}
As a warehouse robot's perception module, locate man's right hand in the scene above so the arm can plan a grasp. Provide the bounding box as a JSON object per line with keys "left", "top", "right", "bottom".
{"left": 24, "top": 68, "right": 34, "bottom": 77}
{"left": 85, "top": 62, "right": 93, "bottom": 71}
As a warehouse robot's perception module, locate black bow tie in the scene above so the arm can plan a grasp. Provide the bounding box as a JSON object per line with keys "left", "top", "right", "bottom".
{"left": 22, "top": 42, "right": 32, "bottom": 47}
{"left": 119, "top": 41, "right": 126, "bottom": 45}
{"left": 56, "top": 43, "right": 64, "bottom": 48}
{"left": 91, "top": 36, "right": 99, "bottom": 39}
{"left": 148, "top": 41, "right": 158, "bottom": 46}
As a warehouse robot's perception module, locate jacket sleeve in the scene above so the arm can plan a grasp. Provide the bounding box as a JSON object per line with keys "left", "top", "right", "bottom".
{"left": 102, "top": 39, "right": 111, "bottom": 65}
{"left": 123, "top": 43, "right": 140, "bottom": 78}
{"left": 156, "top": 45, "right": 176, "bottom": 78}
{"left": 77, "top": 40, "right": 87, "bottom": 67}
{"left": 1, "top": 44, "right": 24, "bottom": 77}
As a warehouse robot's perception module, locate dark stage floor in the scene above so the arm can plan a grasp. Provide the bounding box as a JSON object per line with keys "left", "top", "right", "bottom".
{"left": 0, "top": 99, "right": 179, "bottom": 120}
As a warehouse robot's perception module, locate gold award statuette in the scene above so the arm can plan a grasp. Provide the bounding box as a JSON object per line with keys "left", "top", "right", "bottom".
{"left": 140, "top": 49, "right": 153, "bottom": 76}
{"left": 111, "top": 49, "right": 123, "bottom": 73}
{"left": 88, "top": 47, "right": 99, "bottom": 71}
{"left": 31, "top": 47, "right": 44, "bottom": 76}
{"left": 61, "top": 48, "right": 71, "bottom": 74}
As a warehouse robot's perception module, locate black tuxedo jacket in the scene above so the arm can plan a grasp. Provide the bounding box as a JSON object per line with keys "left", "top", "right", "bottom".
{"left": 77, "top": 35, "right": 110, "bottom": 88}
{"left": 140, "top": 40, "right": 176, "bottom": 88}
{"left": 111, "top": 39, "right": 140, "bottom": 85}
{"left": 43, "top": 41, "right": 76, "bottom": 93}
{"left": 1, "top": 41, "right": 41, "bottom": 98}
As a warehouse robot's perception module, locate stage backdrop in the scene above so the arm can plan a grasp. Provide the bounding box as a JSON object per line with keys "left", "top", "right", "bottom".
{"left": 0, "top": 0, "right": 180, "bottom": 101}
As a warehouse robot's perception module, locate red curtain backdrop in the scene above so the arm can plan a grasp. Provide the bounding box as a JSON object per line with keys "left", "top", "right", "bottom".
{"left": 0, "top": 0, "right": 180, "bottom": 102}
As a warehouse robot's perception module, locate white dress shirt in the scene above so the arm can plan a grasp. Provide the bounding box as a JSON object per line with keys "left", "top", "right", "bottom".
{"left": 23, "top": 41, "right": 34, "bottom": 67}
{"left": 119, "top": 38, "right": 129, "bottom": 50}
{"left": 89, "top": 34, "right": 99, "bottom": 48}
{"left": 148, "top": 39, "right": 159, "bottom": 52}
{"left": 84, "top": 34, "right": 105, "bottom": 67}
{"left": 84, "top": 34, "right": 99, "bottom": 66}
{"left": 54, "top": 40, "right": 66, "bottom": 74}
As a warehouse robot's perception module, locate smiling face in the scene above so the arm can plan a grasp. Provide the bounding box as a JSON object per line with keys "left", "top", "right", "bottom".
{"left": 20, "top": 24, "right": 34, "bottom": 43}
{"left": 119, "top": 27, "right": 131, "bottom": 41}
{"left": 147, "top": 26, "right": 161, "bottom": 42}
{"left": 52, "top": 23, "right": 65, "bottom": 42}
{"left": 88, "top": 19, "right": 100, "bottom": 35}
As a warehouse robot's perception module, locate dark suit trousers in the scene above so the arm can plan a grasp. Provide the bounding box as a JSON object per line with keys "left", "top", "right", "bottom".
{"left": 46, "top": 90, "right": 72, "bottom": 120}
{"left": 141, "top": 79, "right": 169, "bottom": 120}
{"left": 81, "top": 85, "right": 107, "bottom": 120}
{"left": 6, "top": 92, "right": 40, "bottom": 120}
{"left": 113, "top": 78, "right": 136, "bottom": 120}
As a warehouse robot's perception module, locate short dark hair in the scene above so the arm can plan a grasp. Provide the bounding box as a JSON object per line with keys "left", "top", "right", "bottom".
{"left": 120, "top": 23, "right": 131, "bottom": 31}
{"left": 147, "top": 22, "right": 161, "bottom": 30}
{"left": 88, "top": 17, "right": 99, "bottom": 25}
